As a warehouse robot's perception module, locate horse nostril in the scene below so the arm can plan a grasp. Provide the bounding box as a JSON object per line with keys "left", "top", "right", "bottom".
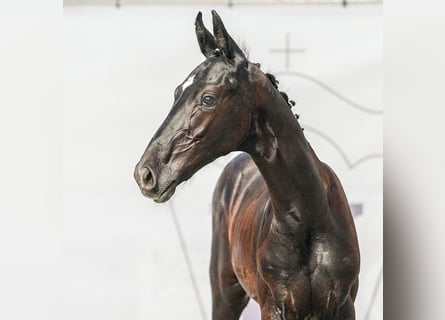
{"left": 140, "top": 166, "right": 156, "bottom": 190}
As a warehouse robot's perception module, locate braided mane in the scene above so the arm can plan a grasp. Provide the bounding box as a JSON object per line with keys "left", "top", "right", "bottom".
{"left": 265, "top": 73, "right": 299, "bottom": 120}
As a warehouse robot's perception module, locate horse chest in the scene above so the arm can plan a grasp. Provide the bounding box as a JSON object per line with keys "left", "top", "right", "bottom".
{"left": 257, "top": 233, "right": 357, "bottom": 315}
{"left": 231, "top": 224, "right": 354, "bottom": 314}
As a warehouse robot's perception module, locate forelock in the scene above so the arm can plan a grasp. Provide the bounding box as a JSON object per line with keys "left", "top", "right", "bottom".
{"left": 194, "top": 58, "right": 234, "bottom": 85}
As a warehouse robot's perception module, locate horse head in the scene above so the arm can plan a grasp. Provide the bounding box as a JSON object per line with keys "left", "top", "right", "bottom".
{"left": 134, "top": 11, "right": 266, "bottom": 202}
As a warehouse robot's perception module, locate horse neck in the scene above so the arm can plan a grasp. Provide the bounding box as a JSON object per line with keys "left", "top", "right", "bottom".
{"left": 242, "top": 84, "right": 329, "bottom": 224}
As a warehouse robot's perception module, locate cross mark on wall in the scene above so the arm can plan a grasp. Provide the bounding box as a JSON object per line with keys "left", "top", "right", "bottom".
{"left": 270, "top": 33, "right": 306, "bottom": 70}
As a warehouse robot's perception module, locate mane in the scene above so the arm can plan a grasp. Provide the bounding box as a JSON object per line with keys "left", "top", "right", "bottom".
{"left": 238, "top": 46, "right": 296, "bottom": 113}
{"left": 219, "top": 40, "right": 297, "bottom": 118}
{"left": 265, "top": 72, "right": 299, "bottom": 119}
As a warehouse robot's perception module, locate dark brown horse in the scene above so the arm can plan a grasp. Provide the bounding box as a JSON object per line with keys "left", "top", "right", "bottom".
{"left": 134, "top": 11, "right": 360, "bottom": 320}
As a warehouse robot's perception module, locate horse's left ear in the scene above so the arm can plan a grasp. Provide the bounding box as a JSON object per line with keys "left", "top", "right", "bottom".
{"left": 211, "top": 10, "right": 246, "bottom": 63}
{"left": 195, "top": 12, "right": 218, "bottom": 58}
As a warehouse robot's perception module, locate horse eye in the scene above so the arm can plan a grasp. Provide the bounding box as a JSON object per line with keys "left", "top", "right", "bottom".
{"left": 202, "top": 94, "right": 217, "bottom": 107}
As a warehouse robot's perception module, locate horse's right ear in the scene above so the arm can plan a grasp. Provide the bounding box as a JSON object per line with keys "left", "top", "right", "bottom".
{"left": 211, "top": 10, "right": 246, "bottom": 63}
{"left": 195, "top": 12, "right": 218, "bottom": 58}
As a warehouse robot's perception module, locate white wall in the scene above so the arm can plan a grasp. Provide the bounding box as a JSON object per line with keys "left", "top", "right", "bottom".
{"left": 64, "top": 4, "right": 382, "bottom": 319}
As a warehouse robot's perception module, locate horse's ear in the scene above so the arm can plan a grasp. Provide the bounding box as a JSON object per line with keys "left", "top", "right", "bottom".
{"left": 195, "top": 12, "right": 218, "bottom": 58}
{"left": 211, "top": 10, "right": 246, "bottom": 62}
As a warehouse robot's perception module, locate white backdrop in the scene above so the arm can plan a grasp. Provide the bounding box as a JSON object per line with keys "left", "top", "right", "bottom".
{"left": 64, "top": 4, "right": 382, "bottom": 320}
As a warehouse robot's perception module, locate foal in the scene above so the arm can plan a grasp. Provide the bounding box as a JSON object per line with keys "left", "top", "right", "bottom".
{"left": 134, "top": 11, "right": 360, "bottom": 320}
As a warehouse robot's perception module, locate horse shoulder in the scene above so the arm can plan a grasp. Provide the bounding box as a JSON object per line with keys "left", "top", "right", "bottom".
{"left": 317, "top": 161, "right": 356, "bottom": 238}
{"left": 316, "top": 161, "right": 360, "bottom": 286}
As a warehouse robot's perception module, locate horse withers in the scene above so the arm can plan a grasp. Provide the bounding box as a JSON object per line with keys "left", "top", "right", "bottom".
{"left": 134, "top": 11, "right": 360, "bottom": 320}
